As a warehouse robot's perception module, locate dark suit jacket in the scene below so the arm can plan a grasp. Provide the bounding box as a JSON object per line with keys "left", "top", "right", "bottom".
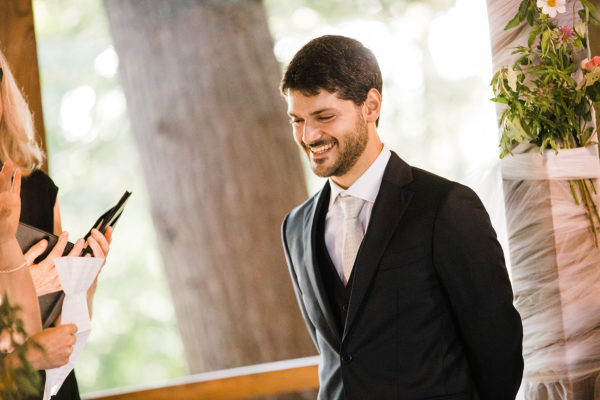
{"left": 281, "top": 152, "right": 523, "bottom": 400}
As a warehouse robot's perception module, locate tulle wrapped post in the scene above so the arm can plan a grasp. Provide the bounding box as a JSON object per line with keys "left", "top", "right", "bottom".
{"left": 487, "top": 1, "right": 600, "bottom": 398}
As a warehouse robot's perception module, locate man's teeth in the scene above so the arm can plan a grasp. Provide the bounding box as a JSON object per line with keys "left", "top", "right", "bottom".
{"left": 310, "top": 143, "right": 334, "bottom": 154}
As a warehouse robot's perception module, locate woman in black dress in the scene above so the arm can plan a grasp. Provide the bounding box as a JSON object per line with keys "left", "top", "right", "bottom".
{"left": 0, "top": 48, "right": 112, "bottom": 399}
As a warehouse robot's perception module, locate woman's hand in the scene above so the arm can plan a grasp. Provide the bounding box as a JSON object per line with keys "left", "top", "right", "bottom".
{"left": 24, "top": 324, "right": 78, "bottom": 369}
{"left": 25, "top": 234, "right": 85, "bottom": 296}
{"left": 3, "top": 324, "right": 78, "bottom": 371}
{"left": 86, "top": 227, "right": 113, "bottom": 260}
{"left": 86, "top": 226, "right": 113, "bottom": 317}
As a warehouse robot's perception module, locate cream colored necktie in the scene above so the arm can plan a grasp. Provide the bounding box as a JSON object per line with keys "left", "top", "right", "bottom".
{"left": 339, "top": 195, "right": 365, "bottom": 285}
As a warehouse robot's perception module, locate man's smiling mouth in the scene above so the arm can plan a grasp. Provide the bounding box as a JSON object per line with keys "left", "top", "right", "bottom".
{"left": 310, "top": 142, "right": 335, "bottom": 154}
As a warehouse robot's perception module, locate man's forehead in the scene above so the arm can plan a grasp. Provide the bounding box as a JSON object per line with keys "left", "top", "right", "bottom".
{"left": 286, "top": 89, "right": 344, "bottom": 114}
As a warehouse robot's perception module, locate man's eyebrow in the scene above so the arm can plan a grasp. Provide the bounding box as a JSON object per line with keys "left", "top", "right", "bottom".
{"left": 287, "top": 108, "right": 335, "bottom": 118}
{"left": 310, "top": 108, "right": 334, "bottom": 116}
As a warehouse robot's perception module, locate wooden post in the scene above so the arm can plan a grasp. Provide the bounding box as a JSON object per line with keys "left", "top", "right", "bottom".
{"left": 0, "top": 0, "right": 48, "bottom": 171}
{"left": 103, "top": 1, "right": 316, "bottom": 391}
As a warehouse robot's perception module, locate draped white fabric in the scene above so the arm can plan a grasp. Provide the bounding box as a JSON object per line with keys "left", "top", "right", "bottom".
{"left": 486, "top": 1, "right": 600, "bottom": 398}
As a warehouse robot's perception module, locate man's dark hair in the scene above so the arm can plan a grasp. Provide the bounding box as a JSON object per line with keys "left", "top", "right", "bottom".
{"left": 280, "top": 35, "right": 382, "bottom": 106}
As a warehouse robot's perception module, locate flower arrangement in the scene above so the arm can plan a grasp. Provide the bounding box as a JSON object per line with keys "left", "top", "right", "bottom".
{"left": 0, "top": 295, "right": 41, "bottom": 399}
{"left": 491, "top": 0, "right": 600, "bottom": 245}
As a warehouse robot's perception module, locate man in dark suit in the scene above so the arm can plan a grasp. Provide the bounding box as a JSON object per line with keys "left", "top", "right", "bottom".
{"left": 280, "top": 35, "right": 523, "bottom": 399}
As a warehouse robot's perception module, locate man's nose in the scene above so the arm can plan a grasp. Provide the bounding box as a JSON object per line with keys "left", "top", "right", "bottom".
{"left": 302, "top": 121, "right": 320, "bottom": 144}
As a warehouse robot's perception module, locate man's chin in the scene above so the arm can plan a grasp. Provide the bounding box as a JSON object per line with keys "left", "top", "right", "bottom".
{"left": 310, "top": 161, "right": 336, "bottom": 178}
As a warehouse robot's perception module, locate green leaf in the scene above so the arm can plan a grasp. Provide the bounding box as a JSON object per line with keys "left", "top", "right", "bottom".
{"left": 504, "top": 0, "right": 531, "bottom": 29}
{"left": 491, "top": 96, "right": 509, "bottom": 104}
{"left": 575, "top": 22, "right": 587, "bottom": 38}
{"left": 590, "top": 13, "right": 600, "bottom": 27}
{"left": 526, "top": 0, "right": 538, "bottom": 27}
{"left": 587, "top": 81, "right": 600, "bottom": 101}
{"left": 528, "top": 25, "right": 541, "bottom": 47}
{"left": 541, "top": 29, "right": 550, "bottom": 54}
{"left": 505, "top": 13, "right": 523, "bottom": 30}
{"left": 581, "top": 0, "right": 597, "bottom": 17}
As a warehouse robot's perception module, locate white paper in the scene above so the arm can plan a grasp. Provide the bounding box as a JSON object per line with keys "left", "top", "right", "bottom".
{"left": 43, "top": 257, "right": 103, "bottom": 400}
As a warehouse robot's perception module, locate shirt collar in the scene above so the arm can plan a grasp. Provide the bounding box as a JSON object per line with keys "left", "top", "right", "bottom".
{"left": 329, "top": 145, "right": 391, "bottom": 209}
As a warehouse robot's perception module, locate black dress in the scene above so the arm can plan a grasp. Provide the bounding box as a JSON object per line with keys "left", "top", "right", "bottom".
{"left": 21, "top": 169, "right": 81, "bottom": 400}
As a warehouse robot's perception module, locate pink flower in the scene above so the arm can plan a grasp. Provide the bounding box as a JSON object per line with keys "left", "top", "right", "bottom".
{"left": 582, "top": 56, "right": 600, "bottom": 72}
{"left": 581, "top": 58, "right": 590, "bottom": 70}
{"left": 557, "top": 26, "right": 574, "bottom": 41}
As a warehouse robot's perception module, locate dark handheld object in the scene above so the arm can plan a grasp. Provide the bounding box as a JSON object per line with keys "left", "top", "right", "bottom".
{"left": 15, "top": 190, "right": 131, "bottom": 328}
{"left": 16, "top": 225, "right": 75, "bottom": 328}
{"left": 80, "top": 191, "right": 131, "bottom": 255}
{"left": 16, "top": 223, "right": 74, "bottom": 264}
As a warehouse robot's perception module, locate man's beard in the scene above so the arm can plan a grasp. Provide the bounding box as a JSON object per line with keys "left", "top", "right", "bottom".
{"left": 305, "top": 113, "right": 369, "bottom": 178}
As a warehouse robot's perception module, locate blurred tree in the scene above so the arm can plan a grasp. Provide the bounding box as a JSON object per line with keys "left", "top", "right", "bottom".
{"left": 103, "top": 2, "right": 315, "bottom": 397}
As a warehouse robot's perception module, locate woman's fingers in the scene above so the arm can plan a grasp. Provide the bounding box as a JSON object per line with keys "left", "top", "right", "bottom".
{"left": 0, "top": 160, "right": 12, "bottom": 192}
{"left": 90, "top": 229, "right": 110, "bottom": 255}
{"left": 23, "top": 239, "right": 49, "bottom": 265}
{"left": 11, "top": 168, "right": 21, "bottom": 196}
{"left": 67, "top": 238, "right": 85, "bottom": 257}
{"left": 86, "top": 236, "right": 105, "bottom": 259}
{"left": 47, "top": 231, "right": 69, "bottom": 258}
{"left": 105, "top": 226, "right": 113, "bottom": 244}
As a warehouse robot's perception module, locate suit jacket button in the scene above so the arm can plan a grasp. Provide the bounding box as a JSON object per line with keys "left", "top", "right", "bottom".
{"left": 341, "top": 354, "right": 353, "bottom": 363}
{"left": 341, "top": 304, "right": 348, "bottom": 312}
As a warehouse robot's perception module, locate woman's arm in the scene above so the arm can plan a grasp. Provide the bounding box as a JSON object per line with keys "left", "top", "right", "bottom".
{"left": 0, "top": 162, "right": 42, "bottom": 341}
{"left": 53, "top": 199, "right": 62, "bottom": 235}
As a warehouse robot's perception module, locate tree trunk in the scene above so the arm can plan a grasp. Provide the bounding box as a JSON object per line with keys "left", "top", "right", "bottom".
{"left": 0, "top": 0, "right": 47, "bottom": 171}
{"left": 103, "top": 0, "right": 315, "bottom": 381}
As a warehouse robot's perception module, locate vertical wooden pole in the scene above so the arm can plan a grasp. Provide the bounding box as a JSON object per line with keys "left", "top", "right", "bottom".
{"left": 0, "top": 0, "right": 48, "bottom": 171}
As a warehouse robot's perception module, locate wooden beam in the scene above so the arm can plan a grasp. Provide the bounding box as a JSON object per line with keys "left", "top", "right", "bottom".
{"left": 84, "top": 356, "right": 319, "bottom": 400}
{"left": 0, "top": 0, "right": 47, "bottom": 171}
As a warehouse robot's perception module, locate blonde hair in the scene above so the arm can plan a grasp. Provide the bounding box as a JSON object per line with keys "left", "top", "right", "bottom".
{"left": 0, "top": 50, "right": 44, "bottom": 175}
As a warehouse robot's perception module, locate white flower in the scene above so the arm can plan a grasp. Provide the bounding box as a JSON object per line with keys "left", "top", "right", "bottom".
{"left": 537, "top": 0, "right": 566, "bottom": 18}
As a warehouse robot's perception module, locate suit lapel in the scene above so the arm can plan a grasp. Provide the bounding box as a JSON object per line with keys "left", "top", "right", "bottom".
{"left": 303, "top": 182, "right": 341, "bottom": 343}
{"left": 343, "top": 153, "right": 414, "bottom": 340}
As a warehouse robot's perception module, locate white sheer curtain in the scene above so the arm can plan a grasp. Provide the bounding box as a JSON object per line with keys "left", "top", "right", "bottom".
{"left": 485, "top": 1, "right": 600, "bottom": 398}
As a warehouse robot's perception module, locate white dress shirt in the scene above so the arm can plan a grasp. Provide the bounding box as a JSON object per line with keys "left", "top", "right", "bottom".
{"left": 325, "top": 146, "right": 392, "bottom": 282}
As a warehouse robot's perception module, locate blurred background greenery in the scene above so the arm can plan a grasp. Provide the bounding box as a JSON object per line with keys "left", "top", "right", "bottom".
{"left": 32, "top": 0, "right": 499, "bottom": 394}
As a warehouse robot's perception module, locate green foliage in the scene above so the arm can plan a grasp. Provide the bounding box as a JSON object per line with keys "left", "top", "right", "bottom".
{"left": 0, "top": 295, "right": 41, "bottom": 400}
{"left": 491, "top": 1, "right": 599, "bottom": 158}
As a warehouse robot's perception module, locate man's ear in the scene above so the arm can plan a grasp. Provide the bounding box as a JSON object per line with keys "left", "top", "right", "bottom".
{"left": 363, "top": 88, "right": 381, "bottom": 124}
